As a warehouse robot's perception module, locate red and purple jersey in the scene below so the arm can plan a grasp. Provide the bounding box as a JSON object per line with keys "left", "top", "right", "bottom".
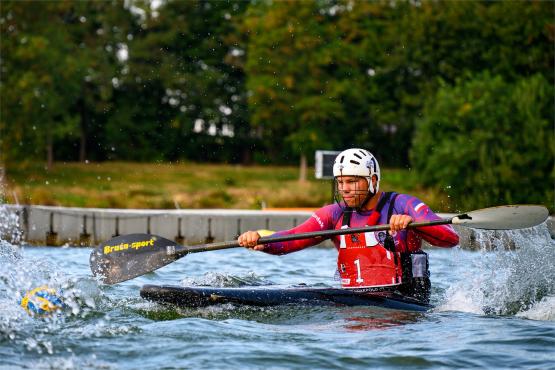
{"left": 262, "top": 193, "right": 459, "bottom": 255}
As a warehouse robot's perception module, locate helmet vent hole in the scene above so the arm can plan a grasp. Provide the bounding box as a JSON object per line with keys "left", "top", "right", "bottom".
{"left": 349, "top": 160, "right": 360, "bottom": 165}
{"left": 353, "top": 153, "right": 362, "bottom": 159}
{"left": 340, "top": 156, "right": 345, "bottom": 163}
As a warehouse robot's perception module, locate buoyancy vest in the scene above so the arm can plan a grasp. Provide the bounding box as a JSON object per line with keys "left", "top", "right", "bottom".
{"left": 336, "top": 192, "right": 404, "bottom": 289}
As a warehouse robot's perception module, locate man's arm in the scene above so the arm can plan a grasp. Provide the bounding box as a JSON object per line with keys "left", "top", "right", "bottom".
{"left": 238, "top": 204, "right": 338, "bottom": 255}
{"left": 398, "top": 195, "right": 459, "bottom": 247}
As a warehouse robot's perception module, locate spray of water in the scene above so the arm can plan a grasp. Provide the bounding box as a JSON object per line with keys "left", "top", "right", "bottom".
{"left": 180, "top": 271, "right": 274, "bottom": 287}
{"left": 439, "top": 223, "right": 555, "bottom": 320}
{"left": 0, "top": 205, "right": 28, "bottom": 340}
{"left": 0, "top": 204, "right": 102, "bottom": 355}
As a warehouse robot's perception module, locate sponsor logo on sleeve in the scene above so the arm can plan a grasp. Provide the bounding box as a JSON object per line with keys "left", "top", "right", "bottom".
{"left": 311, "top": 213, "right": 324, "bottom": 229}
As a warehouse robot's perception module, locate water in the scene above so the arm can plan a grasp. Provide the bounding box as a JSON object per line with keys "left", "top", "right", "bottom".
{"left": 1, "top": 209, "right": 555, "bottom": 369}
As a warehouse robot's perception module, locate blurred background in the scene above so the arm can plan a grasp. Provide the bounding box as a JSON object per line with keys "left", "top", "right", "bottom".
{"left": 1, "top": 0, "right": 553, "bottom": 212}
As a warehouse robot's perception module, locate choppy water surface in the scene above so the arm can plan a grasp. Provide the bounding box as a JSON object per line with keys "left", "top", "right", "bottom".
{"left": 1, "top": 207, "right": 555, "bottom": 369}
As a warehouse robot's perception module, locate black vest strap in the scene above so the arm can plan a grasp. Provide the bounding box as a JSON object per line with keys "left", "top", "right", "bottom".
{"left": 384, "top": 193, "right": 399, "bottom": 253}
{"left": 341, "top": 207, "right": 354, "bottom": 227}
{"left": 376, "top": 192, "right": 393, "bottom": 215}
{"left": 387, "top": 193, "right": 399, "bottom": 222}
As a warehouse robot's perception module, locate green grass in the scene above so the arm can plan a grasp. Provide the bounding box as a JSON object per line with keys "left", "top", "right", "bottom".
{"left": 3, "top": 161, "right": 452, "bottom": 211}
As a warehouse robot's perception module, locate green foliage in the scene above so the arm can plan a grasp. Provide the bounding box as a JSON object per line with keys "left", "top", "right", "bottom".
{"left": 243, "top": 1, "right": 397, "bottom": 162}
{"left": 122, "top": 0, "right": 252, "bottom": 162}
{"left": 0, "top": 1, "right": 138, "bottom": 164}
{"left": 1, "top": 0, "right": 554, "bottom": 211}
{"left": 1, "top": 2, "right": 81, "bottom": 162}
{"left": 375, "top": 0, "right": 554, "bottom": 165}
{"left": 411, "top": 73, "right": 554, "bottom": 211}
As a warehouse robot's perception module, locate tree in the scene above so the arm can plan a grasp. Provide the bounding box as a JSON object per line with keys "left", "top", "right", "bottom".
{"left": 239, "top": 1, "right": 441, "bottom": 168}
{"left": 244, "top": 1, "right": 389, "bottom": 178}
{"left": 121, "top": 0, "right": 251, "bottom": 163}
{"left": 1, "top": 2, "right": 82, "bottom": 168}
{"left": 65, "top": 1, "right": 139, "bottom": 162}
{"left": 382, "top": 0, "right": 554, "bottom": 165}
{"left": 0, "top": 1, "right": 138, "bottom": 166}
{"left": 411, "top": 73, "right": 554, "bottom": 211}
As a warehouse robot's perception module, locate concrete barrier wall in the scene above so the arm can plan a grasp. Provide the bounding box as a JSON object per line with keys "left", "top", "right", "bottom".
{"left": 4, "top": 205, "right": 315, "bottom": 246}
{"left": 2, "top": 205, "right": 554, "bottom": 248}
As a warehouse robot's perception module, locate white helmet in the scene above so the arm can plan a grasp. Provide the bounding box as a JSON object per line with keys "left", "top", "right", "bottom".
{"left": 333, "top": 148, "right": 380, "bottom": 194}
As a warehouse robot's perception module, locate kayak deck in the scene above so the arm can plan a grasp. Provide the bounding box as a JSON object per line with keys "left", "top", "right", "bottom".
{"left": 140, "top": 285, "right": 432, "bottom": 312}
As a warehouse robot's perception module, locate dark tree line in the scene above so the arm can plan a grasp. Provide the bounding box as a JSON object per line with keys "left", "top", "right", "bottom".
{"left": 1, "top": 0, "right": 553, "bottom": 207}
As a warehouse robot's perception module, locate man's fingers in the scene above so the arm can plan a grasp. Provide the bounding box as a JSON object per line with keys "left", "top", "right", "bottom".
{"left": 389, "top": 216, "right": 412, "bottom": 232}
{"left": 238, "top": 231, "right": 262, "bottom": 249}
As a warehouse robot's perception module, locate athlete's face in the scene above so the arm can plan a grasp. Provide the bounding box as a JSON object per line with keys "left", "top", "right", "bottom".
{"left": 336, "top": 176, "right": 369, "bottom": 208}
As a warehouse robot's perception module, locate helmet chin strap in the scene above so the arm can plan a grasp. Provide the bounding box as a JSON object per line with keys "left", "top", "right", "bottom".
{"left": 356, "top": 177, "right": 377, "bottom": 211}
{"left": 352, "top": 177, "right": 374, "bottom": 211}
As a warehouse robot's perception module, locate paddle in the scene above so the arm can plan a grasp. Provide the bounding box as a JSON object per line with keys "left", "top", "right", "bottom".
{"left": 90, "top": 204, "right": 548, "bottom": 284}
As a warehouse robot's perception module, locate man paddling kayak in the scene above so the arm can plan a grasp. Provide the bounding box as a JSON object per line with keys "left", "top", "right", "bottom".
{"left": 238, "top": 148, "right": 459, "bottom": 302}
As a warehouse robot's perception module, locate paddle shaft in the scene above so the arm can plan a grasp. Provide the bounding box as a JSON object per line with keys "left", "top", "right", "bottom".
{"left": 185, "top": 218, "right": 452, "bottom": 254}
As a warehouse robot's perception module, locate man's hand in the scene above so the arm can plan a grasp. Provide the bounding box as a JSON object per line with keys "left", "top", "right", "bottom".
{"left": 238, "top": 231, "right": 264, "bottom": 251}
{"left": 389, "top": 214, "right": 413, "bottom": 233}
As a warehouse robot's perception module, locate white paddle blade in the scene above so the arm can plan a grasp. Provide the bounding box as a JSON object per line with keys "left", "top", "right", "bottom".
{"left": 451, "top": 205, "right": 549, "bottom": 230}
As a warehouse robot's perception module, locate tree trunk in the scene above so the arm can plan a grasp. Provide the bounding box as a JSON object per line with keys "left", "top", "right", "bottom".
{"left": 0, "top": 162, "right": 5, "bottom": 189}
{"left": 241, "top": 147, "right": 252, "bottom": 165}
{"left": 79, "top": 133, "right": 86, "bottom": 162}
{"left": 46, "top": 130, "right": 53, "bottom": 170}
{"left": 79, "top": 97, "right": 87, "bottom": 162}
{"left": 299, "top": 153, "right": 307, "bottom": 183}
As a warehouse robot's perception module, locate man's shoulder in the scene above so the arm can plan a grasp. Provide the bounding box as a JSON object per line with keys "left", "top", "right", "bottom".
{"left": 389, "top": 193, "right": 427, "bottom": 210}
{"left": 391, "top": 192, "right": 421, "bottom": 202}
{"left": 314, "top": 203, "right": 343, "bottom": 220}
{"left": 316, "top": 202, "right": 343, "bottom": 214}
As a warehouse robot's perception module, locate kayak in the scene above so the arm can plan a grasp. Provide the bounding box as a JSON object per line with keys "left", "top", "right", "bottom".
{"left": 140, "top": 285, "right": 432, "bottom": 312}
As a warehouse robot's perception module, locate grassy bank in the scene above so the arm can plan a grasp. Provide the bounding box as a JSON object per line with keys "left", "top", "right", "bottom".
{"left": 2, "top": 162, "right": 451, "bottom": 211}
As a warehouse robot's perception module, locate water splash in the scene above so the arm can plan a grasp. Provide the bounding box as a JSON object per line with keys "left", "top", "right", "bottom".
{"left": 180, "top": 271, "right": 274, "bottom": 287}
{"left": 0, "top": 205, "right": 31, "bottom": 343}
{"left": 516, "top": 295, "right": 555, "bottom": 321}
{"left": 439, "top": 223, "right": 555, "bottom": 320}
{"left": 0, "top": 204, "right": 105, "bottom": 357}
{"left": 0, "top": 204, "right": 22, "bottom": 245}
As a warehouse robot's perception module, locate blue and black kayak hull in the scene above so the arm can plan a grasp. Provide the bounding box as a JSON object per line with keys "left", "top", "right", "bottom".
{"left": 140, "top": 285, "right": 432, "bottom": 312}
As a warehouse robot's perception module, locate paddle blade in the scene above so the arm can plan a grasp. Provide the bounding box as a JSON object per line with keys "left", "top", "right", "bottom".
{"left": 452, "top": 205, "right": 549, "bottom": 230}
{"left": 90, "top": 234, "right": 187, "bottom": 285}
